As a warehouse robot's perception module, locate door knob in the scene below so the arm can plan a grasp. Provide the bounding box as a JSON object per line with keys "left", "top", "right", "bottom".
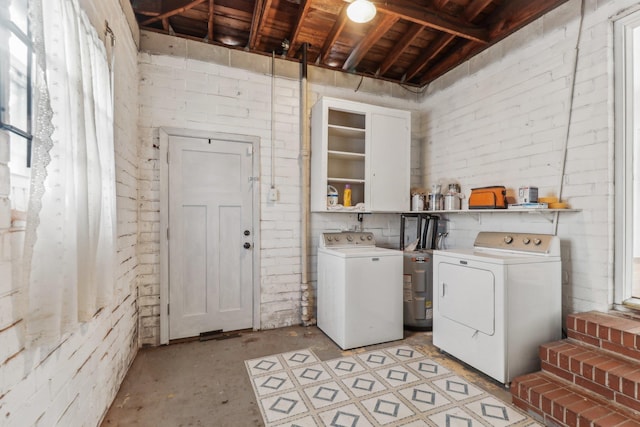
{"left": 244, "top": 230, "right": 251, "bottom": 236}
{"left": 244, "top": 242, "right": 251, "bottom": 249}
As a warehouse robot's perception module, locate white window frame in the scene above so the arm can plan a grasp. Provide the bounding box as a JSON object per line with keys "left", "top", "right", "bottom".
{"left": 614, "top": 9, "right": 640, "bottom": 306}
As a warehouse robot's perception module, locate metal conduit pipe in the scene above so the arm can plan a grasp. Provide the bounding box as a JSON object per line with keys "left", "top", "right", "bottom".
{"left": 300, "top": 43, "right": 314, "bottom": 325}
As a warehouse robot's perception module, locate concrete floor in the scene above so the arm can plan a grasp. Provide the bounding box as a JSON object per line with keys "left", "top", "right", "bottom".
{"left": 100, "top": 326, "right": 512, "bottom": 427}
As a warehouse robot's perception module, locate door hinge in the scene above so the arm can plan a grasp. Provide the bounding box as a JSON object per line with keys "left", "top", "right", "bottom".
{"left": 247, "top": 146, "right": 253, "bottom": 155}
{"left": 167, "top": 304, "right": 170, "bottom": 315}
{"left": 167, "top": 228, "right": 170, "bottom": 240}
{"left": 166, "top": 151, "right": 169, "bottom": 163}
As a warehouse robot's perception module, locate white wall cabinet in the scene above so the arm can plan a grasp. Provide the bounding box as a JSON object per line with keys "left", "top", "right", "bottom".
{"left": 311, "top": 97, "right": 410, "bottom": 212}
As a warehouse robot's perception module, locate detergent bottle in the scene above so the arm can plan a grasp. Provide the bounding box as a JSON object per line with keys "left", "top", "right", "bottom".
{"left": 343, "top": 184, "right": 352, "bottom": 207}
{"left": 327, "top": 185, "right": 338, "bottom": 207}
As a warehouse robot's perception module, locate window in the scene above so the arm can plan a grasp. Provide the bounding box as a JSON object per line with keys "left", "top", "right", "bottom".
{"left": 1, "top": 0, "right": 33, "bottom": 212}
{"left": 614, "top": 9, "right": 640, "bottom": 305}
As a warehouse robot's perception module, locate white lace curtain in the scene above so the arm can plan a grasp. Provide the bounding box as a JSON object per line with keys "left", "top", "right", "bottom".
{"left": 24, "top": 0, "right": 116, "bottom": 347}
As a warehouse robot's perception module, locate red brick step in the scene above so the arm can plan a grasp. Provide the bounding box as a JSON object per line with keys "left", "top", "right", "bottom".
{"left": 567, "top": 311, "right": 640, "bottom": 360}
{"left": 511, "top": 371, "right": 640, "bottom": 426}
{"left": 539, "top": 340, "right": 640, "bottom": 412}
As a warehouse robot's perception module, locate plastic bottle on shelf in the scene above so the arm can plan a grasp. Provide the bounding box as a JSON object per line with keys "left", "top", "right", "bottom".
{"left": 343, "top": 184, "right": 352, "bottom": 207}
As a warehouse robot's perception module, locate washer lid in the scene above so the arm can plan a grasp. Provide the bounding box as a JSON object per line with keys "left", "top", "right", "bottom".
{"left": 319, "top": 246, "right": 402, "bottom": 258}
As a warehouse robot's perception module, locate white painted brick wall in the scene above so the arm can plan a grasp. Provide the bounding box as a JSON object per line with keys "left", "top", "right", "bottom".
{"left": 1, "top": 0, "right": 140, "bottom": 425}
{"left": 421, "top": 0, "right": 636, "bottom": 319}
{"left": 138, "top": 33, "right": 422, "bottom": 341}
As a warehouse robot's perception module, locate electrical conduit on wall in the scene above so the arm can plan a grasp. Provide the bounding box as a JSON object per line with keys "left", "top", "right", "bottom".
{"left": 553, "top": 0, "right": 584, "bottom": 236}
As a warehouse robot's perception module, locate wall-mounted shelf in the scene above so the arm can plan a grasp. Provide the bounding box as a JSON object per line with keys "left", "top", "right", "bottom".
{"left": 420, "top": 209, "right": 581, "bottom": 214}
{"left": 409, "top": 208, "right": 581, "bottom": 223}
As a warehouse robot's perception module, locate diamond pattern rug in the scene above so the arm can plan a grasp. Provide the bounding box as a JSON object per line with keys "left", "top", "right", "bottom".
{"left": 245, "top": 345, "right": 541, "bottom": 427}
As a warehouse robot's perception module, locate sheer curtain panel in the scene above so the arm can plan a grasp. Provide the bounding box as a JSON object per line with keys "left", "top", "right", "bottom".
{"left": 24, "top": 0, "right": 116, "bottom": 347}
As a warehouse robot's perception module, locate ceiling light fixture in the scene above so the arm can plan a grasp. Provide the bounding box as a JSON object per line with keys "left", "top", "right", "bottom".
{"left": 347, "top": 0, "right": 376, "bottom": 24}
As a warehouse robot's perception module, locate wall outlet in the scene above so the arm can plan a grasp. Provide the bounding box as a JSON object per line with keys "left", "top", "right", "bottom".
{"left": 268, "top": 187, "right": 279, "bottom": 202}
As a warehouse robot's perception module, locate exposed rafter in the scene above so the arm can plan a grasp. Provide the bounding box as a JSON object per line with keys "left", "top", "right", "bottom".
{"left": 140, "top": 0, "right": 207, "bottom": 26}
{"left": 375, "top": 2, "right": 489, "bottom": 43}
{"left": 286, "top": 0, "right": 312, "bottom": 58}
{"left": 404, "top": 0, "right": 494, "bottom": 83}
{"left": 342, "top": 14, "right": 398, "bottom": 71}
{"left": 206, "top": 0, "right": 214, "bottom": 43}
{"left": 318, "top": 4, "right": 348, "bottom": 66}
{"left": 418, "top": 0, "right": 569, "bottom": 85}
{"left": 248, "top": 0, "right": 272, "bottom": 50}
{"left": 377, "top": 22, "right": 423, "bottom": 77}
{"left": 130, "top": 0, "right": 571, "bottom": 88}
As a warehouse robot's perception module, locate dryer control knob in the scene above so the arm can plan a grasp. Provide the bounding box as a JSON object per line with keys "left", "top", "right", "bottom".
{"left": 360, "top": 235, "right": 366, "bottom": 241}
{"left": 504, "top": 235, "right": 513, "bottom": 244}
{"left": 533, "top": 238, "right": 542, "bottom": 245}
{"left": 335, "top": 236, "right": 341, "bottom": 242}
{"left": 347, "top": 235, "right": 353, "bottom": 242}
{"left": 367, "top": 235, "right": 373, "bottom": 240}
{"left": 523, "top": 238, "right": 531, "bottom": 244}
{"left": 327, "top": 236, "right": 333, "bottom": 242}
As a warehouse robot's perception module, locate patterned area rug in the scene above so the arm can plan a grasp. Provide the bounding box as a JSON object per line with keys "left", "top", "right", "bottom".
{"left": 245, "top": 344, "right": 540, "bottom": 427}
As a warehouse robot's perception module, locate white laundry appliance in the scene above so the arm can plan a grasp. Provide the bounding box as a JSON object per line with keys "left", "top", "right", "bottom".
{"left": 433, "top": 232, "right": 562, "bottom": 385}
{"left": 317, "top": 231, "right": 403, "bottom": 350}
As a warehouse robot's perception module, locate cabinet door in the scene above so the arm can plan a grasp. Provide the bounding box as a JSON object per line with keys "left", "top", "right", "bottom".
{"left": 368, "top": 110, "right": 410, "bottom": 212}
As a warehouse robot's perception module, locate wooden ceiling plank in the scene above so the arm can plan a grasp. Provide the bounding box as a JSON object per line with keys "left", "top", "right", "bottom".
{"left": 404, "top": 33, "right": 454, "bottom": 82}
{"left": 402, "top": 0, "right": 494, "bottom": 83}
{"left": 141, "top": 0, "right": 207, "bottom": 26}
{"left": 487, "top": 0, "right": 568, "bottom": 37}
{"left": 319, "top": 4, "right": 348, "bottom": 65}
{"left": 417, "top": 0, "right": 570, "bottom": 85}
{"left": 248, "top": 0, "right": 265, "bottom": 49}
{"left": 377, "top": 22, "right": 423, "bottom": 76}
{"left": 342, "top": 14, "right": 399, "bottom": 71}
{"left": 131, "top": 0, "right": 162, "bottom": 15}
{"left": 162, "top": 18, "right": 170, "bottom": 31}
{"left": 248, "top": 0, "right": 273, "bottom": 49}
{"left": 464, "top": 0, "right": 495, "bottom": 22}
{"left": 207, "top": 0, "right": 214, "bottom": 42}
{"left": 286, "top": 0, "right": 313, "bottom": 58}
{"left": 375, "top": 3, "right": 489, "bottom": 43}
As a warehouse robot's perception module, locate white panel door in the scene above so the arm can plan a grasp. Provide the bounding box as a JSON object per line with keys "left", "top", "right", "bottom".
{"left": 168, "top": 135, "right": 254, "bottom": 339}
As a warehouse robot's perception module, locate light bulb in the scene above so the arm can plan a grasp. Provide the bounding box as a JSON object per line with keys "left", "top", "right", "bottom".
{"left": 347, "top": 0, "right": 377, "bottom": 24}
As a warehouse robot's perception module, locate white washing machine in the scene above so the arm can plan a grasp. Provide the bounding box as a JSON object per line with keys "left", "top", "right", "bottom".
{"left": 317, "top": 231, "right": 403, "bottom": 350}
{"left": 433, "top": 232, "right": 562, "bottom": 385}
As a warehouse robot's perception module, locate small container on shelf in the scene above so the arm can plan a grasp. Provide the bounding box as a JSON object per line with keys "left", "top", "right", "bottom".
{"left": 343, "top": 184, "right": 352, "bottom": 207}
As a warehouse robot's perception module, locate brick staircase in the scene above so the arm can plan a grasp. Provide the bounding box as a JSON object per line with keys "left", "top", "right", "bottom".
{"left": 511, "top": 311, "right": 640, "bottom": 426}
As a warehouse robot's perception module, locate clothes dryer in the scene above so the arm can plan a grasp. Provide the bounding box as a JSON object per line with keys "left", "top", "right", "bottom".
{"left": 433, "top": 232, "right": 562, "bottom": 385}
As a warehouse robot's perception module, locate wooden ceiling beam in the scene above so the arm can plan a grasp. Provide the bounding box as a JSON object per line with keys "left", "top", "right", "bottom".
{"left": 403, "top": 0, "right": 493, "bottom": 83}
{"left": 342, "top": 14, "right": 398, "bottom": 71}
{"left": 374, "top": 2, "right": 489, "bottom": 43}
{"left": 248, "top": 0, "right": 272, "bottom": 50}
{"left": 377, "top": 22, "right": 423, "bottom": 77}
{"left": 207, "top": 0, "right": 214, "bottom": 43}
{"left": 141, "top": 0, "right": 207, "bottom": 26}
{"left": 318, "top": 4, "right": 348, "bottom": 65}
{"left": 464, "top": 0, "right": 495, "bottom": 23}
{"left": 487, "top": 0, "right": 568, "bottom": 37}
{"left": 403, "top": 34, "right": 454, "bottom": 82}
{"left": 416, "top": 0, "right": 570, "bottom": 85}
{"left": 286, "top": 0, "right": 312, "bottom": 58}
{"left": 131, "top": 0, "right": 162, "bottom": 15}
